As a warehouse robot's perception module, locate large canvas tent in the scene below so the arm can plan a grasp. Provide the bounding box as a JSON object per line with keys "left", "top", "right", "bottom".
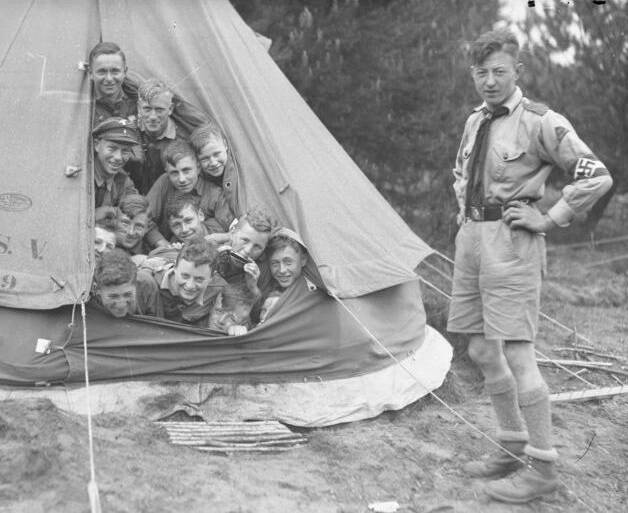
{"left": 0, "top": 0, "right": 451, "bottom": 426}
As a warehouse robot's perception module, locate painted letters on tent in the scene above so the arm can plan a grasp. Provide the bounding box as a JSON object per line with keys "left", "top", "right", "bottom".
{"left": 0, "top": 0, "right": 437, "bottom": 386}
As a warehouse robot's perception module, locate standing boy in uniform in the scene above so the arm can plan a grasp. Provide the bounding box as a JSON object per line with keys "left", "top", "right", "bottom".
{"left": 447, "top": 29, "right": 612, "bottom": 503}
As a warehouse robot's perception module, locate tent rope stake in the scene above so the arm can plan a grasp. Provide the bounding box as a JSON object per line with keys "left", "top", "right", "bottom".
{"left": 81, "top": 301, "right": 102, "bottom": 513}
{"left": 329, "top": 291, "right": 598, "bottom": 513}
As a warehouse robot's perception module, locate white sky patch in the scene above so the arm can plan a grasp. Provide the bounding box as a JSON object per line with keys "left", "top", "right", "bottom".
{"left": 498, "top": 0, "right": 581, "bottom": 65}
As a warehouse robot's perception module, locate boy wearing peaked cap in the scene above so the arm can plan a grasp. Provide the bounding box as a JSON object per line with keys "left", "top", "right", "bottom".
{"left": 93, "top": 117, "right": 141, "bottom": 221}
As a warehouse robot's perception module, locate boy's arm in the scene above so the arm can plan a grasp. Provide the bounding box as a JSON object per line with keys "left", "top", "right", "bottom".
{"left": 145, "top": 177, "right": 169, "bottom": 247}
{"left": 136, "top": 268, "right": 164, "bottom": 317}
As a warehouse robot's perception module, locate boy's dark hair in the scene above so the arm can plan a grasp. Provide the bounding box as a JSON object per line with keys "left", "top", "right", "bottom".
{"left": 96, "top": 217, "right": 117, "bottom": 232}
{"left": 165, "top": 194, "right": 201, "bottom": 220}
{"left": 94, "top": 248, "right": 137, "bottom": 288}
{"left": 162, "top": 139, "right": 197, "bottom": 169}
{"left": 237, "top": 207, "right": 277, "bottom": 234}
{"left": 189, "top": 121, "right": 228, "bottom": 153}
{"left": 268, "top": 235, "right": 307, "bottom": 257}
{"left": 118, "top": 194, "right": 149, "bottom": 219}
{"left": 221, "top": 282, "right": 258, "bottom": 309}
{"left": 470, "top": 29, "right": 519, "bottom": 66}
{"left": 175, "top": 239, "right": 217, "bottom": 268}
{"left": 89, "top": 42, "right": 126, "bottom": 67}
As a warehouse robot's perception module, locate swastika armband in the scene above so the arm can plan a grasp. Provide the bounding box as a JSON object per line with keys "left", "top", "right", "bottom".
{"left": 573, "top": 157, "right": 608, "bottom": 180}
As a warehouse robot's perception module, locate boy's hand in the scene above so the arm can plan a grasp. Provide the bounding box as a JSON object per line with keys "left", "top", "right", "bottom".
{"left": 503, "top": 202, "right": 556, "bottom": 233}
{"left": 227, "top": 325, "right": 248, "bottom": 336}
{"left": 170, "top": 242, "right": 183, "bottom": 250}
{"left": 205, "top": 232, "right": 231, "bottom": 246}
{"left": 130, "top": 254, "right": 147, "bottom": 267}
{"left": 243, "top": 262, "right": 260, "bottom": 284}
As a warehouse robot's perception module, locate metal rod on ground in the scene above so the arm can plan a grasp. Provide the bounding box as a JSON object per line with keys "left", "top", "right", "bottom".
{"left": 584, "top": 253, "right": 628, "bottom": 268}
{"left": 546, "top": 234, "right": 628, "bottom": 251}
{"left": 553, "top": 347, "right": 627, "bottom": 363}
{"left": 537, "top": 359, "right": 614, "bottom": 368}
{"left": 550, "top": 386, "right": 628, "bottom": 403}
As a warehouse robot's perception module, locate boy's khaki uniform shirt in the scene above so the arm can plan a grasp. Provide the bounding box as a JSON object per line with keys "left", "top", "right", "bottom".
{"left": 452, "top": 86, "right": 612, "bottom": 225}
{"left": 94, "top": 158, "right": 138, "bottom": 209}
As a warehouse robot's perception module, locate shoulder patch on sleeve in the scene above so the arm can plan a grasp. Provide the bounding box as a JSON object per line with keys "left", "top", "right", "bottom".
{"left": 554, "top": 126, "right": 569, "bottom": 142}
{"left": 523, "top": 99, "right": 549, "bottom": 116}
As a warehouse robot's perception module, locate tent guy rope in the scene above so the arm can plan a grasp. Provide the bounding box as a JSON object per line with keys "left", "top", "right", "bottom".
{"left": 329, "top": 290, "right": 598, "bottom": 513}
{"left": 81, "top": 301, "right": 102, "bottom": 513}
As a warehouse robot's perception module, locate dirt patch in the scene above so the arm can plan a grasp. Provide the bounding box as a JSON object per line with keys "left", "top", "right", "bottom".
{"left": 1, "top": 244, "right": 626, "bottom": 513}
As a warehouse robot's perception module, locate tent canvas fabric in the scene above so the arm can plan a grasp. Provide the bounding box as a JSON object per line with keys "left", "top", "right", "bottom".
{"left": 0, "top": 0, "right": 451, "bottom": 424}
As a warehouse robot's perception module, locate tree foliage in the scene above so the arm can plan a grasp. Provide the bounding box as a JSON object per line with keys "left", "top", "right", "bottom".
{"left": 520, "top": 0, "right": 628, "bottom": 234}
{"left": 233, "top": 0, "right": 500, "bottom": 248}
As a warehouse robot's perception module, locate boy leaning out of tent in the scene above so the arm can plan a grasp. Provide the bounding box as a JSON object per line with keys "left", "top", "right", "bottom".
{"left": 92, "top": 248, "right": 162, "bottom": 318}
{"left": 259, "top": 228, "right": 310, "bottom": 324}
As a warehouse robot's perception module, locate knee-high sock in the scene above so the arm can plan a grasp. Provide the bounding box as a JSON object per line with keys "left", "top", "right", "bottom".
{"left": 519, "top": 385, "right": 553, "bottom": 451}
{"left": 485, "top": 375, "right": 526, "bottom": 437}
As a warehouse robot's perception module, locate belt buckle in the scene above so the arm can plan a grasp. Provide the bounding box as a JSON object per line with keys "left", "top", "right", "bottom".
{"left": 470, "top": 206, "right": 484, "bottom": 222}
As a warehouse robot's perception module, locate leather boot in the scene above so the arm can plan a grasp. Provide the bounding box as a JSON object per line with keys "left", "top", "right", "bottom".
{"left": 463, "top": 440, "right": 526, "bottom": 479}
{"left": 485, "top": 455, "right": 559, "bottom": 503}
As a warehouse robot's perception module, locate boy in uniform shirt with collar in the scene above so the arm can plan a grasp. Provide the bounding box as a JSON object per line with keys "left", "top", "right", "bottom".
{"left": 166, "top": 195, "right": 209, "bottom": 245}
{"left": 147, "top": 240, "right": 226, "bottom": 326}
{"left": 448, "top": 29, "right": 613, "bottom": 503}
{"left": 146, "top": 139, "right": 230, "bottom": 247}
{"left": 93, "top": 117, "right": 140, "bottom": 221}
{"left": 259, "top": 228, "right": 310, "bottom": 324}
{"left": 88, "top": 42, "right": 136, "bottom": 127}
{"left": 133, "top": 78, "right": 188, "bottom": 194}
{"left": 92, "top": 248, "right": 162, "bottom": 318}
{"left": 189, "top": 122, "right": 236, "bottom": 234}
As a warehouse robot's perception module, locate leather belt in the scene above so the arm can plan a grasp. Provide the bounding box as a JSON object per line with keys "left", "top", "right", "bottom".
{"left": 464, "top": 205, "right": 503, "bottom": 222}
{"left": 464, "top": 199, "right": 535, "bottom": 222}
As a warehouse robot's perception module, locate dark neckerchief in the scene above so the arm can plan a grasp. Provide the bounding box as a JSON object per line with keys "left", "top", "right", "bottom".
{"left": 466, "top": 105, "right": 509, "bottom": 209}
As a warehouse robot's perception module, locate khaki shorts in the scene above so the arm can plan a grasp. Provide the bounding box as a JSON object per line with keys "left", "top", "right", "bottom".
{"left": 446, "top": 220, "right": 546, "bottom": 342}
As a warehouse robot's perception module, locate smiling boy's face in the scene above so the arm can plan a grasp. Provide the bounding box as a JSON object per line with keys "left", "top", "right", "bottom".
{"left": 172, "top": 258, "right": 211, "bottom": 303}
{"left": 197, "top": 136, "right": 228, "bottom": 178}
{"left": 94, "top": 139, "right": 134, "bottom": 176}
{"left": 269, "top": 245, "right": 307, "bottom": 289}
{"left": 97, "top": 281, "right": 136, "bottom": 317}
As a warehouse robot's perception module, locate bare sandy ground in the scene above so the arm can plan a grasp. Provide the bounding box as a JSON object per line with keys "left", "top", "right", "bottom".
{"left": 1, "top": 244, "right": 626, "bottom": 513}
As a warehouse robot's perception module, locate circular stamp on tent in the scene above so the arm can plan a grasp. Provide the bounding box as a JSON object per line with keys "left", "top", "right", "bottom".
{"left": 0, "top": 193, "right": 32, "bottom": 212}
